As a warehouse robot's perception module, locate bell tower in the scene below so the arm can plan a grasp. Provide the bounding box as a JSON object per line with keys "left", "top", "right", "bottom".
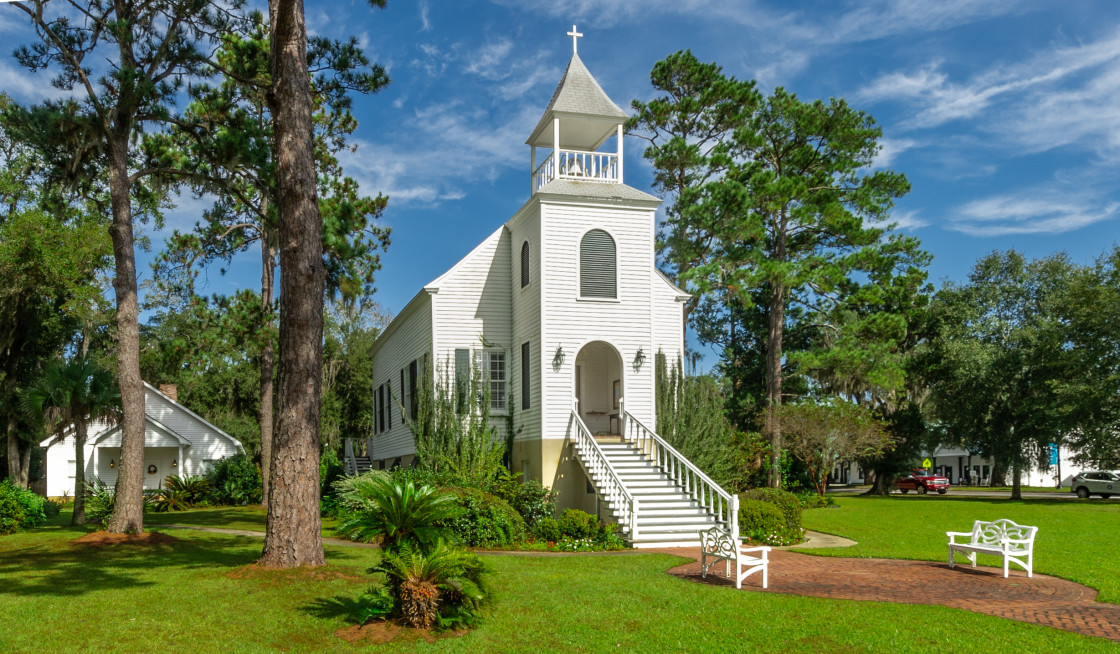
{"left": 526, "top": 26, "right": 629, "bottom": 194}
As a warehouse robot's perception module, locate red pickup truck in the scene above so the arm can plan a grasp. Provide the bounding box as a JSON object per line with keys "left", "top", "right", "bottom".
{"left": 896, "top": 471, "right": 950, "bottom": 495}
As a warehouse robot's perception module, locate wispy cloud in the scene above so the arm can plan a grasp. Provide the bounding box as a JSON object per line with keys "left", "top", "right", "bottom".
{"left": 949, "top": 192, "right": 1120, "bottom": 236}
{"left": 856, "top": 26, "right": 1120, "bottom": 156}
{"left": 872, "top": 209, "right": 928, "bottom": 231}
{"left": 873, "top": 137, "right": 919, "bottom": 169}
{"left": 419, "top": 1, "right": 431, "bottom": 31}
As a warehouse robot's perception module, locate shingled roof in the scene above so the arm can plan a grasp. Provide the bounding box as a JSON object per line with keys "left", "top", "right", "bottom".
{"left": 526, "top": 53, "right": 628, "bottom": 147}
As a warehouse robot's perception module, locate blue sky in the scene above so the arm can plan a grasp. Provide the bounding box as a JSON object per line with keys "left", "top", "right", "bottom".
{"left": 4, "top": 1, "right": 1120, "bottom": 340}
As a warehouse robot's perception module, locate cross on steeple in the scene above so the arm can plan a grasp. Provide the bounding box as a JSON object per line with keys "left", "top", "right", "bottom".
{"left": 567, "top": 25, "right": 583, "bottom": 55}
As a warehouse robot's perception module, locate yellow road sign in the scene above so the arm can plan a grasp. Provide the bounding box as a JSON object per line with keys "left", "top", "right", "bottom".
{"left": 922, "top": 458, "right": 933, "bottom": 468}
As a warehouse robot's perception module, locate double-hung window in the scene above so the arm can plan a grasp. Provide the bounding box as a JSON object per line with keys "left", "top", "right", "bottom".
{"left": 480, "top": 349, "right": 506, "bottom": 412}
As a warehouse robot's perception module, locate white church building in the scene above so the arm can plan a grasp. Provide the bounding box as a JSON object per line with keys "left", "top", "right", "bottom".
{"left": 345, "top": 32, "right": 739, "bottom": 547}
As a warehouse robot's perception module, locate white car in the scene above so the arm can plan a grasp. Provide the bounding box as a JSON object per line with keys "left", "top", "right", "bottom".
{"left": 1070, "top": 470, "right": 1120, "bottom": 499}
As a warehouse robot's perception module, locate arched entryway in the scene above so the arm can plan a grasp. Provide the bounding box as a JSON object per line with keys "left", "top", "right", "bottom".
{"left": 574, "top": 341, "right": 623, "bottom": 436}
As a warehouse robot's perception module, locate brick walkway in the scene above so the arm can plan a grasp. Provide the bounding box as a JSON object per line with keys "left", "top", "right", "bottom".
{"left": 660, "top": 548, "right": 1120, "bottom": 642}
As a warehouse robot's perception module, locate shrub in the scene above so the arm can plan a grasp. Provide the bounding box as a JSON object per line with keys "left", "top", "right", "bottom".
{"left": 204, "top": 454, "right": 262, "bottom": 505}
{"left": 0, "top": 479, "right": 47, "bottom": 535}
{"left": 557, "top": 508, "right": 598, "bottom": 540}
{"left": 794, "top": 490, "right": 837, "bottom": 509}
{"left": 743, "top": 487, "right": 802, "bottom": 532}
{"left": 43, "top": 499, "right": 62, "bottom": 518}
{"left": 440, "top": 487, "right": 527, "bottom": 548}
{"left": 364, "top": 539, "right": 492, "bottom": 630}
{"left": 505, "top": 481, "right": 555, "bottom": 529}
{"left": 83, "top": 479, "right": 116, "bottom": 526}
{"left": 153, "top": 475, "right": 210, "bottom": 512}
{"left": 737, "top": 498, "right": 786, "bottom": 543}
{"left": 533, "top": 517, "right": 561, "bottom": 543}
{"left": 336, "top": 476, "right": 462, "bottom": 552}
{"left": 319, "top": 447, "right": 345, "bottom": 498}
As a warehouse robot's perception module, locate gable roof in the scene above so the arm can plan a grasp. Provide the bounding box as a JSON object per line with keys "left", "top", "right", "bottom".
{"left": 39, "top": 383, "right": 244, "bottom": 451}
{"left": 144, "top": 382, "right": 244, "bottom": 450}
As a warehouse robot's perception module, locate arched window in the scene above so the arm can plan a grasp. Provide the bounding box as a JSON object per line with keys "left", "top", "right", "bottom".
{"left": 579, "top": 229, "right": 616, "bottom": 298}
{"left": 521, "top": 240, "right": 530, "bottom": 288}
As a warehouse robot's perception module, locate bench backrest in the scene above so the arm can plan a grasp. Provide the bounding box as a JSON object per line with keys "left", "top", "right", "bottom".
{"left": 700, "top": 526, "right": 737, "bottom": 557}
{"left": 971, "top": 519, "right": 1037, "bottom": 546}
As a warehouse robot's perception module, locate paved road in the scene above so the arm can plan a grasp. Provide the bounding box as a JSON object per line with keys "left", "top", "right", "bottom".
{"left": 825, "top": 486, "right": 1119, "bottom": 500}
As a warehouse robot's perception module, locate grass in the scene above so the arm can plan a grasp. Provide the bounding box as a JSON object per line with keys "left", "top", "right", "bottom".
{"left": 148, "top": 505, "right": 339, "bottom": 537}
{"left": 802, "top": 494, "right": 1120, "bottom": 602}
{"left": 0, "top": 498, "right": 1117, "bottom": 652}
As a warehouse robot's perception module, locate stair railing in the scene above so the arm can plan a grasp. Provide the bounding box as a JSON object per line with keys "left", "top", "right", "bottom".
{"left": 622, "top": 411, "right": 739, "bottom": 541}
{"left": 343, "top": 438, "right": 356, "bottom": 476}
{"left": 570, "top": 406, "right": 639, "bottom": 542}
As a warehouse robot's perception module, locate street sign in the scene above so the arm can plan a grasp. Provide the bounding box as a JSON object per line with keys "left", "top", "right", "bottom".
{"left": 922, "top": 458, "right": 932, "bottom": 468}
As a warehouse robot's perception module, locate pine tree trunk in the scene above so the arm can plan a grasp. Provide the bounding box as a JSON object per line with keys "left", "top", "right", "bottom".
{"left": 260, "top": 238, "right": 276, "bottom": 509}
{"left": 104, "top": 132, "right": 146, "bottom": 535}
{"left": 72, "top": 424, "right": 87, "bottom": 526}
{"left": 259, "top": 0, "right": 325, "bottom": 568}
{"left": 764, "top": 281, "right": 785, "bottom": 488}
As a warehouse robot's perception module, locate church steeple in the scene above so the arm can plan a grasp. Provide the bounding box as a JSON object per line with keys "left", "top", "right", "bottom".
{"left": 528, "top": 26, "right": 628, "bottom": 194}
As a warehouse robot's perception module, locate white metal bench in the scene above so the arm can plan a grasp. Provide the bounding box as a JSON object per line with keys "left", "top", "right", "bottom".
{"left": 699, "top": 526, "right": 770, "bottom": 589}
{"left": 947, "top": 519, "right": 1038, "bottom": 578}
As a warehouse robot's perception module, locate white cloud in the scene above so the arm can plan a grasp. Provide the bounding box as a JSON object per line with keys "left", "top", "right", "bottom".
{"left": 419, "top": 1, "right": 431, "bottom": 31}
{"left": 872, "top": 209, "right": 928, "bottom": 231}
{"left": 948, "top": 192, "right": 1120, "bottom": 236}
{"left": 873, "top": 137, "right": 918, "bottom": 169}
{"left": 855, "top": 27, "right": 1120, "bottom": 156}
{"left": 0, "top": 61, "right": 80, "bottom": 103}
{"left": 464, "top": 38, "right": 514, "bottom": 79}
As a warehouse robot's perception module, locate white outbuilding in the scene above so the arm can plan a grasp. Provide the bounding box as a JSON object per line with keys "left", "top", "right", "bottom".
{"left": 40, "top": 382, "right": 244, "bottom": 498}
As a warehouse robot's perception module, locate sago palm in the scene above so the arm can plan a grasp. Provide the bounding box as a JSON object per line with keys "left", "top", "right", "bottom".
{"left": 372, "top": 539, "right": 490, "bottom": 630}
{"left": 337, "top": 476, "right": 461, "bottom": 552}
{"left": 23, "top": 359, "right": 119, "bottom": 525}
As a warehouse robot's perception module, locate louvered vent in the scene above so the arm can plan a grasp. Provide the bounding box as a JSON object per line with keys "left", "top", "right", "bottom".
{"left": 580, "top": 229, "right": 616, "bottom": 298}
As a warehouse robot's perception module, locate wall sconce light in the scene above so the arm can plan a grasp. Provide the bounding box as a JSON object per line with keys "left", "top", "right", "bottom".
{"left": 109, "top": 459, "right": 115, "bottom": 468}
{"left": 633, "top": 348, "right": 646, "bottom": 371}
{"left": 172, "top": 459, "right": 178, "bottom": 468}
{"left": 552, "top": 346, "right": 566, "bottom": 371}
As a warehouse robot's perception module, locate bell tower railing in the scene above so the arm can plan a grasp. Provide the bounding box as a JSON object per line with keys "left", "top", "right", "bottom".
{"left": 533, "top": 149, "right": 619, "bottom": 192}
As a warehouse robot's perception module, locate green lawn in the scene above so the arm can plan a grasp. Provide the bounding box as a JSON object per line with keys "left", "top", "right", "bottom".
{"left": 148, "top": 505, "right": 339, "bottom": 536}
{"left": 1, "top": 498, "right": 1118, "bottom": 652}
{"left": 802, "top": 495, "right": 1120, "bottom": 602}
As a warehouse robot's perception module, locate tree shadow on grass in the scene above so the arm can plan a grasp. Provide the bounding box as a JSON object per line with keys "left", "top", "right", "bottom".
{"left": 0, "top": 530, "right": 261, "bottom": 598}
{"left": 300, "top": 594, "right": 369, "bottom": 623}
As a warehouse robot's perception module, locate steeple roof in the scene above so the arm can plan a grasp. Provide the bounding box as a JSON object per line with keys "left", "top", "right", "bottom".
{"left": 526, "top": 53, "right": 628, "bottom": 149}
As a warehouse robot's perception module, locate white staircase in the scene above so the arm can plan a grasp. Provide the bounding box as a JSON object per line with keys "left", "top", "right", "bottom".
{"left": 570, "top": 408, "right": 739, "bottom": 549}
{"left": 594, "top": 440, "right": 723, "bottom": 547}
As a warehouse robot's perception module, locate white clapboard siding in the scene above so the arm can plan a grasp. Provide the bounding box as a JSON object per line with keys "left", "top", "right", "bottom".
{"left": 40, "top": 386, "right": 241, "bottom": 497}
{"left": 539, "top": 199, "right": 660, "bottom": 438}
{"left": 369, "top": 290, "right": 434, "bottom": 460}
{"left": 651, "top": 270, "right": 689, "bottom": 374}
{"left": 508, "top": 205, "right": 543, "bottom": 443}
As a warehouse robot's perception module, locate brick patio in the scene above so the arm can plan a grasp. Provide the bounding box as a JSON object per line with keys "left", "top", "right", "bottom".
{"left": 660, "top": 548, "right": 1120, "bottom": 642}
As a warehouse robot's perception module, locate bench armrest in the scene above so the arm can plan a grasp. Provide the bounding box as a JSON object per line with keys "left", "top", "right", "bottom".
{"left": 946, "top": 531, "right": 972, "bottom": 543}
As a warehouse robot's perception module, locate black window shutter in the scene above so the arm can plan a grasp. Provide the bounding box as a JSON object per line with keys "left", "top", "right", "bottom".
{"left": 409, "top": 359, "right": 419, "bottom": 420}
{"left": 378, "top": 385, "right": 385, "bottom": 433}
{"left": 400, "top": 368, "right": 405, "bottom": 425}
{"left": 579, "top": 229, "right": 616, "bottom": 298}
{"left": 521, "top": 241, "right": 530, "bottom": 288}
{"left": 521, "top": 341, "right": 531, "bottom": 410}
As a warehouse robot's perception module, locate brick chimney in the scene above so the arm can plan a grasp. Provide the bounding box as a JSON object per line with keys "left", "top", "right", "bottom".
{"left": 159, "top": 383, "right": 178, "bottom": 403}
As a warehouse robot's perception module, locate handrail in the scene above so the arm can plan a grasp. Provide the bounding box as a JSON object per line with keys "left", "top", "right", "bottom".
{"left": 623, "top": 411, "right": 739, "bottom": 541}
{"left": 343, "top": 438, "right": 356, "bottom": 476}
{"left": 570, "top": 409, "right": 639, "bottom": 542}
